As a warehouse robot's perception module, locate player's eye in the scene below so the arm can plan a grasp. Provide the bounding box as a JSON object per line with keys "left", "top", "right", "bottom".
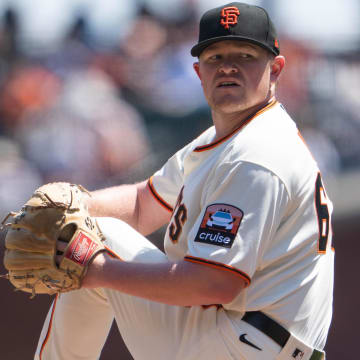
{"left": 211, "top": 55, "right": 221, "bottom": 60}
{"left": 205, "top": 53, "right": 222, "bottom": 61}
{"left": 239, "top": 53, "right": 253, "bottom": 59}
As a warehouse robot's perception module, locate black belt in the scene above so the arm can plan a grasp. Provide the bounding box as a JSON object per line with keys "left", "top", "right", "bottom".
{"left": 242, "top": 311, "right": 324, "bottom": 360}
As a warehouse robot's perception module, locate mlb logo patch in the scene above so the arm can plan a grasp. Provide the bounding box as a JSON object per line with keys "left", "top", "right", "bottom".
{"left": 194, "top": 204, "right": 243, "bottom": 248}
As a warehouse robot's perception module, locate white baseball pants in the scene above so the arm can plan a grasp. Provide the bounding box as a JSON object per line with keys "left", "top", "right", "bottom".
{"left": 34, "top": 217, "right": 286, "bottom": 360}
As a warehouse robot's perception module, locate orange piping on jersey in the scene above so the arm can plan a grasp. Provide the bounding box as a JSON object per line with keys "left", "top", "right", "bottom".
{"left": 39, "top": 294, "right": 58, "bottom": 360}
{"left": 194, "top": 99, "right": 278, "bottom": 152}
{"left": 298, "top": 130, "right": 316, "bottom": 162}
{"left": 147, "top": 177, "right": 173, "bottom": 213}
{"left": 184, "top": 255, "right": 251, "bottom": 286}
{"left": 105, "top": 245, "right": 123, "bottom": 260}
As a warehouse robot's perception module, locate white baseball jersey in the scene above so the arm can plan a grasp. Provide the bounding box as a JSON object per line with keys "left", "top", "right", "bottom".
{"left": 149, "top": 99, "right": 334, "bottom": 350}
{"left": 35, "top": 100, "right": 333, "bottom": 360}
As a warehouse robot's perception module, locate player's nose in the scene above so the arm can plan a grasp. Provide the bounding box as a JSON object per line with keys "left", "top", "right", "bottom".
{"left": 218, "top": 59, "right": 239, "bottom": 74}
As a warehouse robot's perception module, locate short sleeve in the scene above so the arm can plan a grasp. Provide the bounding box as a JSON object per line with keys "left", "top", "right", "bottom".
{"left": 148, "top": 143, "right": 193, "bottom": 212}
{"left": 184, "top": 161, "right": 289, "bottom": 284}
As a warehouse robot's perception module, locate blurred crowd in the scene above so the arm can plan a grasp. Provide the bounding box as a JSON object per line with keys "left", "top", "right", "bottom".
{"left": 0, "top": 0, "right": 360, "bottom": 218}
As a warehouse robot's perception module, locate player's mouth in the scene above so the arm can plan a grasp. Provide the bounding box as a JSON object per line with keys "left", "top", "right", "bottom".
{"left": 216, "top": 80, "right": 241, "bottom": 88}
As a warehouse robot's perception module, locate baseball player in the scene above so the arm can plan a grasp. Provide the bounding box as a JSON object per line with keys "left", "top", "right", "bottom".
{"left": 34, "top": 3, "right": 334, "bottom": 359}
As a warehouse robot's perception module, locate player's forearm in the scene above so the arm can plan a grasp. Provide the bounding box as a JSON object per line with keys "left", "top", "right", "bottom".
{"left": 85, "top": 254, "right": 244, "bottom": 306}
{"left": 87, "top": 184, "right": 140, "bottom": 231}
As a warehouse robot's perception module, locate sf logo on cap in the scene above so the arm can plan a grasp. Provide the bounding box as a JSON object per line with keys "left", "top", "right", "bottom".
{"left": 220, "top": 6, "right": 240, "bottom": 30}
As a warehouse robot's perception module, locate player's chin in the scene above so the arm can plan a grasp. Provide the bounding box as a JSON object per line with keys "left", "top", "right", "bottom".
{"left": 211, "top": 93, "right": 245, "bottom": 109}
{"left": 213, "top": 99, "right": 246, "bottom": 114}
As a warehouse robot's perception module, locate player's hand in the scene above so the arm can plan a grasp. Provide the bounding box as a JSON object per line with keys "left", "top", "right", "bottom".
{"left": 55, "top": 240, "right": 67, "bottom": 265}
{"left": 56, "top": 240, "right": 107, "bottom": 289}
{"left": 3, "top": 182, "right": 106, "bottom": 297}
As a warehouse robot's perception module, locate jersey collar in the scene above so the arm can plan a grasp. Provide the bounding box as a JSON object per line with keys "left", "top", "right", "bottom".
{"left": 194, "top": 99, "right": 278, "bottom": 153}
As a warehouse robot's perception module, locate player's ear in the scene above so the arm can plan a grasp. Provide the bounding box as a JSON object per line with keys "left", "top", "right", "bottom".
{"left": 270, "top": 55, "right": 285, "bottom": 80}
{"left": 193, "top": 62, "right": 201, "bottom": 80}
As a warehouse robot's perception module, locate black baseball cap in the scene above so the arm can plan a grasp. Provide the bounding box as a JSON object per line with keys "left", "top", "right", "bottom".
{"left": 191, "top": 2, "right": 280, "bottom": 57}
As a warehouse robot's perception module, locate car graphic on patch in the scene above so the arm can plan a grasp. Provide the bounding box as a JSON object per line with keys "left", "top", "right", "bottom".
{"left": 195, "top": 204, "right": 244, "bottom": 248}
{"left": 206, "top": 210, "right": 234, "bottom": 230}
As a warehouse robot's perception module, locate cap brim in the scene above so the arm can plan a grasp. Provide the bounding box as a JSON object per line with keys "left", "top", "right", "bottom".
{"left": 191, "top": 36, "right": 279, "bottom": 57}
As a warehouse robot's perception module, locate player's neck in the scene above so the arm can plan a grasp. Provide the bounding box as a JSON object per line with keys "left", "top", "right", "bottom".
{"left": 212, "top": 97, "right": 275, "bottom": 141}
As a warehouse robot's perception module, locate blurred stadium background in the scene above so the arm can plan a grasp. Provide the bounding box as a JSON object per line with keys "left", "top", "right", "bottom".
{"left": 0, "top": 0, "right": 359, "bottom": 358}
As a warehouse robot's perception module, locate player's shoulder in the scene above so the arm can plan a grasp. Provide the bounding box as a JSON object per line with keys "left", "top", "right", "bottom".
{"left": 165, "top": 125, "right": 215, "bottom": 173}
{"left": 226, "top": 102, "right": 319, "bottom": 194}
{"left": 246, "top": 101, "right": 297, "bottom": 139}
{"left": 228, "top": 102, "right": 303, "bottom": 158}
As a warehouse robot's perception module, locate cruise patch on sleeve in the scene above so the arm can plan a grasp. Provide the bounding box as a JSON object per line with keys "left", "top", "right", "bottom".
{"left": 194, "top": 204, "right": 243, "bottom": 248}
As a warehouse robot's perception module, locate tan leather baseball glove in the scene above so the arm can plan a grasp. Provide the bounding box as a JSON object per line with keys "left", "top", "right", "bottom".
{"left": 1, "top": 182, "right": 106, "bottom": 298}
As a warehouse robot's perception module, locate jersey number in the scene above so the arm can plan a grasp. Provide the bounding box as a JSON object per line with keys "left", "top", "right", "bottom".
{"left": 169, "top": 187, "right": 187, "bottom": 243}
{"left": 315, "top": 173, "right": 331, "bottom": 253}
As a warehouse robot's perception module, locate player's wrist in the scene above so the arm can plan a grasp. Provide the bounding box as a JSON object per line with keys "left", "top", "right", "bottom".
{"left": 82, "top": 252, "right": 109, "bottom": 289}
